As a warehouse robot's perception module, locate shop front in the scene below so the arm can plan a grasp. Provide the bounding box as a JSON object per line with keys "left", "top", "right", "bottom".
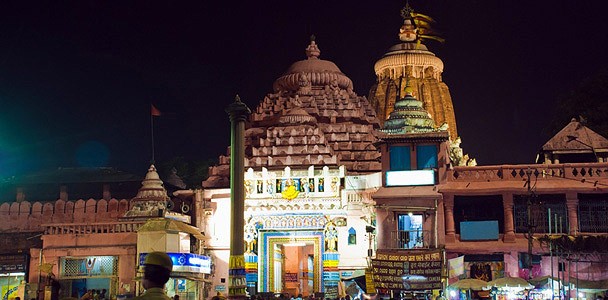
{"left": 57, "top": 256, "right": 119, "bottom": 299}
{"left": 0, "top": 254, "right": 28, "bottom": 300}
{"left": 138, "top": 252, "right": 211, "bottom": 300}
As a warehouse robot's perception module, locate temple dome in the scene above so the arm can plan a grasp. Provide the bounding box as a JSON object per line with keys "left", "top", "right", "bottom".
{"left": 273, "top": 39, "right": 353, "bottom": 92}
{"left": 374, "top": 42, "right": 444, "bottom": 80}
{"left": 382, "top": 88, "right": 437, "bottom": 134}
{"left": 132, "top": 164, "right": 169, "bottom": 201}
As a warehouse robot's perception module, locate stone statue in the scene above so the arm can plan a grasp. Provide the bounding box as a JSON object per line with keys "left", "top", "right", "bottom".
{"left": 324, "top": 221, "right": 338, "bottom": 252}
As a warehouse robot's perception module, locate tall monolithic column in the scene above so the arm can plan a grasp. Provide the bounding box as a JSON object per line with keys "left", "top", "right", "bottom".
{"left": 226, "top": 95, "right": 251, "bottom": 300}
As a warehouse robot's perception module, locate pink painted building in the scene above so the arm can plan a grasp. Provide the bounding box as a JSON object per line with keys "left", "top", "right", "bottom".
{"left": 0, "top": 166, "right": 209, "bottom": 300}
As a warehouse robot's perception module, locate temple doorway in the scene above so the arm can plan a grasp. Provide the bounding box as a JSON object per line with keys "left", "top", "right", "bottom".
{"left": 259, "top": 231, "right": 323, "bottom": 295}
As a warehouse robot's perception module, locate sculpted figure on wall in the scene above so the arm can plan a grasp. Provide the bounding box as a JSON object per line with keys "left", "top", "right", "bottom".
{"left": 324, "top": 220, "right": 338, "bottom": 252}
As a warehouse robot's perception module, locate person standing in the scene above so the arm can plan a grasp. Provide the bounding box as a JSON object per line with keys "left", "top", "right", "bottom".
{"left": 134, "top": 252, "right": 173, "bottom": 300}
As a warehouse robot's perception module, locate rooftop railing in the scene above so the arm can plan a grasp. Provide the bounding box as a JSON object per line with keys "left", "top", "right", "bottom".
{"left": 448, "top": 163, "right": 608, "bottom": 183}
{"left": 44, "top": 221, "right": 144, "bottom": 235}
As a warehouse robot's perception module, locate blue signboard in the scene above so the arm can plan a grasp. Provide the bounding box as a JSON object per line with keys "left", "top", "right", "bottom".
{"left": 460, "top": 221, "right": 499, "bottom": 241}
{"left": 139, "top": 252, "right": 211, "bottom": 274}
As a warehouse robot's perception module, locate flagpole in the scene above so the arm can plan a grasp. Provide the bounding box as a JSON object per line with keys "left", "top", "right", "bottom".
{"left": 150, "top": 105, "right": 155, "bottom": 164}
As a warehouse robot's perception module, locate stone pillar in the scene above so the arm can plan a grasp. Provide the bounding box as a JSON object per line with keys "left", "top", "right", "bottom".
{"left": 566, "top": 192, "right": 579, "bottom": 235}
{"left": 502, "top": 193, "right": 516, "bottom": 243}
{"left": 102, "top": 184, "right": 111, "bottom": 200}
{"left": 444, "top": 194, "right": 456, "bottom": 243}
{"left": 226, "top": 95, "right": 251, "bottom": 300}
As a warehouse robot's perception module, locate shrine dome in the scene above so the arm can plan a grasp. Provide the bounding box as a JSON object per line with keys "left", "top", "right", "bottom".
{"left": 272, "top": 38, "right": 353, "bottom": 92}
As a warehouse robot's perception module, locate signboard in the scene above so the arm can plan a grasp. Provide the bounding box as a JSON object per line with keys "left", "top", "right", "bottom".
{"left": 371, "top": 250, "right": 442, "bottom": 291}
{"left": 0, "top": 254, "right": 27, "bottom": 274}
{"left": 139, "top": 253, "right": 211, "bottom": 274}
{"left": 386, "top": 170, "right": 435, "bottom": 186}
{"left": 460, "top": 221, "right": 499, "bottom": 240}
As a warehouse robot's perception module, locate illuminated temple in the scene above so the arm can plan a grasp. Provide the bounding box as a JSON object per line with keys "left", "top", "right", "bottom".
{"left": 202, "top": 38, "right": 382, "bottom": 298}
{"left": 1, "top": 4, "right": 608, "bottom": 300}
{"left": 368, "top": 4, "right": 458, "bottom": 139}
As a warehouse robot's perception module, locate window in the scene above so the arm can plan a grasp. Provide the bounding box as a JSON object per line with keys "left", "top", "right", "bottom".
{"left": 454, "top": 195, "right": 504, "bottom": 234}
{"left": 513, "top": 194, "right": 567, "bottom": 234}
{"left": 389, "top": 146, "right": 410, "bottom": 170}
{"left": 396, "top": 213, "right": 424, "bottom": 248}
{"left": 578, "top": 193, "right": 608, "bottom": 233}
{"left": 416, "top": 145, "right": 437, "bottom": 169}
{"left": 348, "top": 227, "right": 356, "bottom": 245}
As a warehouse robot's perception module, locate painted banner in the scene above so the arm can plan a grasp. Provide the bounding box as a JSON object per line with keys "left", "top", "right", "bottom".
{"left": 448, "top": 256, "right": 464, "bottom": 278}
{"left": 371, "top": 250, "right": 442, "bottom": 291}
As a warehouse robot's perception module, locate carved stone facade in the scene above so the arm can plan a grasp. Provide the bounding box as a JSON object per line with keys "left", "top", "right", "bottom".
{"left": 202, "top": 40, "right": 380, "bottom": 297}
{"left": 204, "top": 40, "right": 381, "bottom": 189}
{"left": 369, "top": 26, "right": 458, "bottom": 138}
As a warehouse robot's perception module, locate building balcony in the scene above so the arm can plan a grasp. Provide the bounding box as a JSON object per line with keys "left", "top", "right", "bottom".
{"left": 387, "top": 229, "right": 431, "bottom": 249}
{"left": 447, "top": 163, "right": 608, "bottom": 183}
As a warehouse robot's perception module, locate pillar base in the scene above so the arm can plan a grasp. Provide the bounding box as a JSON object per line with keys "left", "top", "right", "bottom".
{"left": 445, "top": 233, "right": 456, "bottom": 243}
{"left": 503, "top": 233, "right": 516, "bottom": 243}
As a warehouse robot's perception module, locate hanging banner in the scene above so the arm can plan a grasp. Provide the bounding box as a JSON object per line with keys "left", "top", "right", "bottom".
{"left": 371, "top": 250, "right": 442, "bottom": 291}
{"left": 448, "top": 256, "right": 464, "bottom": 278}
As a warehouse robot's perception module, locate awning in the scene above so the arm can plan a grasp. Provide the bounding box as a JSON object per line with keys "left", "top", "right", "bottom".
{"left": 138, "top": 217, "right": 205, "bottom": 240}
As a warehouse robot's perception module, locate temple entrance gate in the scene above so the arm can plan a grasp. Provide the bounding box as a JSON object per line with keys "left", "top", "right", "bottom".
{"left": 258, "top": 230, "right": 323, "bottom": 295}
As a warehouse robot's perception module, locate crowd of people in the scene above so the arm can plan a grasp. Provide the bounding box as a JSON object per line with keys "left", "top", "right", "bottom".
{"left": 80, "top": 289, "right": 107, "bottom": 300}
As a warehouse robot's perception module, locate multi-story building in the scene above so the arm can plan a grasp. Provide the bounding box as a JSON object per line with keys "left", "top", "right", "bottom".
{"left": 368, "top": 4, "right": 608, "bottom": 300}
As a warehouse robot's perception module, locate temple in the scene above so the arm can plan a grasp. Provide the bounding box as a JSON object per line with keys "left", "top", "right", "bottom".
{"left": 368, "top": 3, "right": 458, "bottom": 139}
{"left": 1, "top": 3, "right": 608, "bottom": 300}
{"left": 202, "top": 38, "right": 382, "bottom": 298}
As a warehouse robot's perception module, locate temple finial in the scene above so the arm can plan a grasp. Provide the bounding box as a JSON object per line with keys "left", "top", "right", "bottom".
{"left": 400, "top": 1, "right": 414, "bottom": 20}
{"left": 305, "top": 36, "right": 320, "bottom": 59}
{"left": 235, "top": 94, "right": 241, "bottom": 102}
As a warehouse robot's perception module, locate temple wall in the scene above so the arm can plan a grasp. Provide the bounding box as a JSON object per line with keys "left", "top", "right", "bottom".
{"left": 0, "top": 198, "right": 130, "bottom": 232}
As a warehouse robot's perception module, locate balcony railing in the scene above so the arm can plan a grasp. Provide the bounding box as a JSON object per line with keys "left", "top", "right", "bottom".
{"left": 448, "top": 163, "right": 608, "bottom": 183}
{"left": 43, "top": 221, "right": 144, "bottom": 235}
{"left": 388, "top": 229, "right": 431, "bottom": 249}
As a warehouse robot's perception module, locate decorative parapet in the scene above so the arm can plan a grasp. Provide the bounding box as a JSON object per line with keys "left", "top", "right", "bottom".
{"left": 447, "top": 163, "right": 608, "bottom": 184}
{"left": 43, "top": 221, "right": 144, "bottom": 235}
{"left": 0, "top": 198, "right": 130, "bottom": 232}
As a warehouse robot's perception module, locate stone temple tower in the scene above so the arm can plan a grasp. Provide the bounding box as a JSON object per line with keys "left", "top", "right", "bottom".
{"left": 368, "top": 3, "right": 458, "bottom": 139}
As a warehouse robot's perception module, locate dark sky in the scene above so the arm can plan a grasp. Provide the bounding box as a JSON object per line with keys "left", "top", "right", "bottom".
{"left": 1, "top": 1, "right": 607, "bottom": 178}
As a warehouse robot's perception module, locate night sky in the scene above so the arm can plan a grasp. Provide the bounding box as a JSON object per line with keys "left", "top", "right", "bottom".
{"left": 1, "top": 1, "right": 607, "bottom": 178}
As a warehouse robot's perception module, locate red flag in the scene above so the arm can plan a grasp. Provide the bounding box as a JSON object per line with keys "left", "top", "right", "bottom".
{"left": 151, "top": 104, "right": 162, "bottom": 117}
